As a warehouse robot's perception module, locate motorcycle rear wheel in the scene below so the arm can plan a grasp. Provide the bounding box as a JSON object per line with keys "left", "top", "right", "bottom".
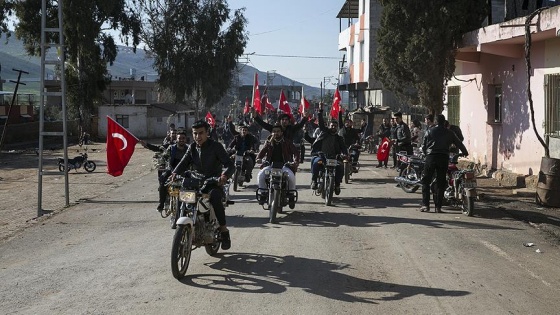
{"left": 84, "top": 161, "right": 96, "bottom": 172}
{"left": 399, "top": 167, "right": 420, "bottom": 193}
{"left": 461, "top": 187, "right": 475, "bottom": 216}
{"left": 58, "top": 164, "right": 65, "bottom": 172}
{"left": 205, "top": 228, "right": 221, "bottom": 256}
{"left": 171, "top": 225, "right": 193, "bottom": 279}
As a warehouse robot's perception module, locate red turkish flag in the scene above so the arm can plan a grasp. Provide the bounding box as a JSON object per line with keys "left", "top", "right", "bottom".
{"left": 278, "top": 90, "right": 293, "bottom": 119}
{"left": 376, "top": 137, "right": 391, "bottom": 162}
{"left": 330, "top": 88, "right": 342, "bottom": 119}
{"left": 205, "top": 111, "right": 215, "bottom": 128}
{"left": 299, "top": 96, "right": 310, "bottom": 114}
{"left": 243, "top": 97, "right": 250, "bottom": 114}
{"left": 262, "top": 94, "right": 275, "bottom": 111}
{"left": 253, "top": 73, "right": 263, "bottom": 114}
{"left": 106, "top": 116, "right": 139, "bottom": 177}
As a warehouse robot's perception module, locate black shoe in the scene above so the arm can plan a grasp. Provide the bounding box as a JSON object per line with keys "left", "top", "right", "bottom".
{"left": 311, "top": 181, "right": 318, "bottom": 190}
{"left": 375, "top": 164, "right": 382, "bottom": 168}
{"left": 335, "top": 185, "right": 341, "bottom": 195}
{"left": 227, "top": 200, "right": 235, "bottom": 205}
{"left": 435, "top": 208, "right": 443, "bottom": 213}
{"left": 156, "top": 204, "right": 164, "bottom": 212}
{"left": 258, "top": 194, "right": 266, "bottom": 205}
{"left": 221, "top": 231, "right": 231, "bottom": 250}
{"left": 420, "top": 206, "right": 430, "bottom": 212}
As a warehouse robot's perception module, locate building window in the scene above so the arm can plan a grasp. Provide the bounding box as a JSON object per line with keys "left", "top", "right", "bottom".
{"left": 116, "top": 114, "right": 129, "bottom": 128}
{"left": 544, "top": 73, "right": 560, "bottom": 136}
{"left": 488, "top": 85, "right": 502, "bottom": 123}
{"left": 447, "top": 86, "right": 461, "bottom": 126}
{"left": 359, "top": 41, "right": 364, "bottom": 63}
{"left": 349, "top": 46, "right": 354, "bottom": 66}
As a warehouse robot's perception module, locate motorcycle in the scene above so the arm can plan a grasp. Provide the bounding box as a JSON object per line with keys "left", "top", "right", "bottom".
{"left": 58, "top": 152, "right": 96, "bottom": 173}
{"left": 343, "top": 143, "right": 361, "bottom": 184}
{"left": 256, "top": 161, "right": 297, "bottom": 223}
{"left": 394, "top": 151, "right": 425, "bottom": 193}
{"left": 231, "top": 150, "right": 254, "bottom": 192}
{"left": 162, "top": 177, "right": 183, "bottom": 228}
{"left": 170, "top": 172, "right": 226, "bottom": 279}
{"left": 313, "top": 153, "right": 340, "bottom": 206}
{"left": 431, "top": 153, "right": 478, "bottom": 216}
{"left": 363, "top": 135, "right": 376, "bottom": 154}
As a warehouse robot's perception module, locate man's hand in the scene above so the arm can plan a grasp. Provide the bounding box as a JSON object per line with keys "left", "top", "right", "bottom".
{"left": 318, "top": 102, "right": 324, "bottom": 111}
{"left": 170, "top": 173, "right": 177, "bottom": 182}
{"left": 219, "top": 174, "right": 228, "bottom": 186}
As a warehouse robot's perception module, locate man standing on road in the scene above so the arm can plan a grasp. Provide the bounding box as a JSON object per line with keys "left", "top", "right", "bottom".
{"left": 420, "top": 114, "right": 468, "bottom": 213}
{"left": 172, "top": 120, "right": 234, "bottom": 250}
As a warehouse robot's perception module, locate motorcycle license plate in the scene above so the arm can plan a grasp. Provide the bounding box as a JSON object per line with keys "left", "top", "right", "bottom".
{"left": 463, "top": 181, "right": 477, "bottom": 188}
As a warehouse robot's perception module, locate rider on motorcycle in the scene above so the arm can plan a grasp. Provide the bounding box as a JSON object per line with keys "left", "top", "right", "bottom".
{"left": 338, "top": 114, "right": 366, "bottom": 171}
{"left": 255, "top": 124, "right": 299, "bottom": 208}
{"left": 157, "top": 131, "right": 189, "bottom": 212}
{"left": 171, "top": 120, "right": 235, "bottom": 250}
{"left": 310, "top": 103, "right": 348, "bottom": 195}
{"left": 227, "top": 123, "right": 260, "bottom": 181}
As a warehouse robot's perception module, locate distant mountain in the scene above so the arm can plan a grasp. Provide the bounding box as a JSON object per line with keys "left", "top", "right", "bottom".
{"left": 0, "top": 32, "right": 324, "bottom": 98}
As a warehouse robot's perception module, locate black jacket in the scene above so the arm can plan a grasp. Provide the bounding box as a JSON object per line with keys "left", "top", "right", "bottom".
{"left": 338, "top": 112, "right": 365, "bottom": 146}
{"left": 422, "top": 125, "right": 468, "bottom": 156}
{"left": 310, "top": 110, "right": 348, "bottom": 158}
{"left": 395, "top": 122, "right": 412, "bottom": 146}
{"left": 173, "top": 138, "right": 235, "bottom": 178}
{"left": 254, "top": 114, "right": 308, "bottom": 142}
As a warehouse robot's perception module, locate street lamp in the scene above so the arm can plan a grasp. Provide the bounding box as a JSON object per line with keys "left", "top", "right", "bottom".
{"left": 320, "top": 76, "right": 334, "bottom": 102}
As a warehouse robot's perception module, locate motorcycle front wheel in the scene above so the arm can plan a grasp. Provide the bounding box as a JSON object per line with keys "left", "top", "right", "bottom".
{"left": 325, "top": 176, "right": 334, "bottom": 206}
{"left": 399, "top": 167, "right": 420, "bottom": 193}
{"left": 171, "top": 225, "right": 193, "bottom": 279}
{"left": 343, "top": 162, "right": 350, "bottom": 184}
{"left": 461, "top": 187, "right": 475, "bottom": 216}
{"left": 269, "top": 189, "right": 280, "bottom": 223}
{"left": 320, "top": 174, "right": 326, "bottom": 199}
{"left": 233, "top": 169, "right": 239, "bottom": 192}
{"left": 84, "top": 161, "right": 96, "bottom": 172}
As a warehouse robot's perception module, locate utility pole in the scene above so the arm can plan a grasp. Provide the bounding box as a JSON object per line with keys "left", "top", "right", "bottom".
{"left": 0, "top": 68, "right": 29, "bottom": 151}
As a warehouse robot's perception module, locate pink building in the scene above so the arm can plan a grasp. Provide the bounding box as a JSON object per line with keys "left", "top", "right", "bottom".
{"left": 451, "top": 5, "right": 560, "bottom": 175}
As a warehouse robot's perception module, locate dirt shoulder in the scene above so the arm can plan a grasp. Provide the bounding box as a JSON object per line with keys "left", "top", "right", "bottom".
{"left": 0, "top": 140, "right": 159, "bottom": 242}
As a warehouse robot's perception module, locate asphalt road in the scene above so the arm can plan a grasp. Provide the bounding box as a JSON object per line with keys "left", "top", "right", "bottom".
{"left": 1, "top": 154, "right": 559, "bottom": 314}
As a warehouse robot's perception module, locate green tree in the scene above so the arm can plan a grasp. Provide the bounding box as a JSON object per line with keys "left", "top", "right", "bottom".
{"left": 1, "top": 0, "right": 141, "bottom": 130}
{"left": 138, "top": 0, "right": 247, "bottom": 115}
{"left": 373, "top": 0, "right": 487, "bottom": 114}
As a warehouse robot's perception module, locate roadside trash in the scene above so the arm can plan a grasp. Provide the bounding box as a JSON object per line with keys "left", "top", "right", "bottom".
{"left": 536, "top": 249, "right": 543, "bottom": 253}
{"left": 523, "top": 243, "right": 535, "bottom": 247}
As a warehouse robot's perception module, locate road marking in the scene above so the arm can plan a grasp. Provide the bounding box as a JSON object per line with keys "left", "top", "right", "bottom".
{"left": 480, "top": 240, "right": 551, "bottom": 287}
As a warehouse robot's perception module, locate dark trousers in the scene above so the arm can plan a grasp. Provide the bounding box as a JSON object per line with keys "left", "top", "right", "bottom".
{"left": 208, "top": 188, "right": 227, "bottom": 226}
{"left": 158, "top": 170, "right": 172, "bottom": 206}
{"left": 421, "top": 154, "right": 449, "bottom": 209}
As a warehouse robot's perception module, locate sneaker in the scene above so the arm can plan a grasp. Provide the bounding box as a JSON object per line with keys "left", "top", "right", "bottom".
{"left": 375, "top": 164, "right": 382, "bottom": 168}
{"left": 435, "top": 208, "right": 443, "bottom": 213}
{"left": 335, "top": 185, "right": 341, "bottom": 195}
{"left": 310, "top": 181, "right": 318, "bottom": 190}
{"left": 156, "top": 204, "right": 164, "bottom": 212}
{"left": 384, "top": 165, "right": 388, "bottom": 169}
{"left": 420, "top": 206, "right": 430, "bottom": 212}
{"left": 220, "top": 231, "right": 231, "bottom": 250}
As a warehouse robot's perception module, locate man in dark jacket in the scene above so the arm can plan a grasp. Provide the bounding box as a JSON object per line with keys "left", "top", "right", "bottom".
{"left": 393, "top": 112, "right": 413, "bottom": 168}
{"left": 338, "top": 114, "right": 366, "bottom": 171}
{"left": 420, "top": 114, "right": 468, "bottom": 213}
{"left": 171, "top": 120, "right": 235, "bottom": 250}
{"left": 310, "top": 103, "right": 348, "bottom": 195}
{"left": 228, "top": 123, "right": 259, "bottom": 181}
{"left": 253, "top": 108, "right": 308, "bottom": 143}
{"left": 157, "top": 131, "right": 189, "bottom": 212}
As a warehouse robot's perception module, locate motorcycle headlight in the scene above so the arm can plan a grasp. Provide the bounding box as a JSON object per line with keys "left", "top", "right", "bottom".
{"left": 179, "top": 190, "right": 197, "bottom": 203}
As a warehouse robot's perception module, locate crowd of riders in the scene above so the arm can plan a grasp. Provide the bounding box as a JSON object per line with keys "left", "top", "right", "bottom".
{"left": 146, "top": 102, "right": 467, "bottom": 251}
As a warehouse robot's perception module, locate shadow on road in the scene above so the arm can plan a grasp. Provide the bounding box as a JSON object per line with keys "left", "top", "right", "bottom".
{"left": 180, "top": 252, "right": 470, "bottom": 303}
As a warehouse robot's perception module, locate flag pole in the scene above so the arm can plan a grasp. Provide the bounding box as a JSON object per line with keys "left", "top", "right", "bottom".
{"left": 250, "top": 73, "right": 256, "bottom": 114}
{"left": 107, "top": 115, "right": 140, "bottom": 141}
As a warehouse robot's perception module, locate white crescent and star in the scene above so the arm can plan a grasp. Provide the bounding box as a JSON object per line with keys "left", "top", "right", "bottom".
{"left": 112, "top": 133, "right": 128, "bottom": 151}
{"left": 380, "top": 141, "right": 389, "bottom": 153}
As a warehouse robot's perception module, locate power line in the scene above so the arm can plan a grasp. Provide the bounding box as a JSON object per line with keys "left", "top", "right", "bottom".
{"left": 251, "top": 53, "right": 339, "bottom": 60}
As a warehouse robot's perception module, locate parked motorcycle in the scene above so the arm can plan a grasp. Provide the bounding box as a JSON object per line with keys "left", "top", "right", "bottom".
{"left": 313, "top": 153, "right": 340, "bottom": 206}
{"left": 170, "top": 172, "right": 226, "bottom": 279}
{"left": 363, "top": 135, "right": 376, "bottom": 154}
{"left": 431, "top": 153, "right": 478, "bottom": 216}
{"left": 343, "top": 144, "right": 361, "bottom": 184}
{"left": 231, "top": 150, "right": 254, "bottom": 191}
{"left": 394, "top": 151, "right": 425, "bottom": 193}
{"left": 58, "top": 152, "right": 96, "bottom": 173}
{"left": 256, "top": 161, "right": 297, "bottom": 223}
